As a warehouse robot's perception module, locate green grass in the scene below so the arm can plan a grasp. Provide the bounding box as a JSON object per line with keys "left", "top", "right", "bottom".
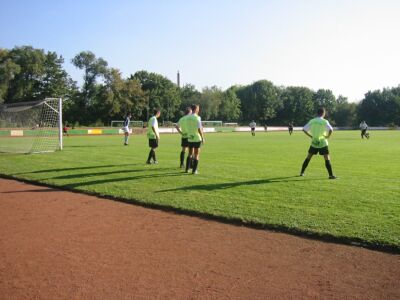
{"left": 0, "top": 131, "right": 399, "bottom": 251}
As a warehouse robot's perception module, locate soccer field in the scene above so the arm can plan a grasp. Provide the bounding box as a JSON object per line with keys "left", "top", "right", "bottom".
{"left": 0, "top": 131, "right": 399, "bottom": 251}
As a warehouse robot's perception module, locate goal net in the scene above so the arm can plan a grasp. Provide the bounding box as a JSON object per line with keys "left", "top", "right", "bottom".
{"left": 110, "top": 120, "right": 144, "bottom": 128}
{"left": 0, "top": 98, "right": 62, "bottom": 153}
{"left": 201, "top": 120, "right": 223, "bottom": 127}
{"left": 223, "top": 122, "right": 238, "bottom": 127}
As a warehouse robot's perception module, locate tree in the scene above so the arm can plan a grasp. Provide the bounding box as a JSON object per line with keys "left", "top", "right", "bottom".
{"left": 131, "top": 70, "right": 181, "bottom": 122}
{"left": 0, "top": 48, "right": 21, "bottom": 103}
{"left": 331, "top": 95, "right": 357, "bottom": 127}
{"left": 39, "top": 51, "right": 74, "bottom": 99}
{"left": 236, "top": 80, "right": 281, "bottom": 123}
{"left": 71, "top": 51, "right": 109, "bottom": 124}
{"left": 276, "top": 86, "right": 315, "bottom": 125}
{"left": 198, "top": 86, "right": 223, "bottom": 120}
{"left": 179, "top": 84, "right": 201, "bottom": 114}
{"left": 313, "top": 89, "right": 337, "bottom": 117}
{"left": 0, "top": 46, "right": 74, "bottom": 105}
{"left": 95, "top": 68, "right": 147, "bottom": 124}
{"left": 71, "top": 51, "right": 108, "bottom": 106}
{"left": 358, "top": 87, "right": 400, "bottom": 126}
{"left": 218, "top": 87, "right": 241, "bottom": 121}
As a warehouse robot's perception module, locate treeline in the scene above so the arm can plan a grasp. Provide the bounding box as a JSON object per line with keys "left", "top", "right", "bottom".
{"left": 1, "top": 46, "right": 399, "bottom": 127}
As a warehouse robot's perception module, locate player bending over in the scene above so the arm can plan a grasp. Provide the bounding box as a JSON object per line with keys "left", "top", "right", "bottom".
{"left": 249, "top": 120, "right": 256, "bottom": 136}
{"left": 300, "top": 107, "right": 337, "bottom": 179}
{"left": 174, "top": 106, "right": 192, "bottom": 168}
{"left": 185, "top": 104, "right": 205, "bottom": 174}
{"left": 146, "top": 109, "right": 161, "bottom": 164}
{"left": 359, "top": 120, "right": 369, "bottom": 139}
{"left": 123, "top": 113, "right": 132, "bottom": 145}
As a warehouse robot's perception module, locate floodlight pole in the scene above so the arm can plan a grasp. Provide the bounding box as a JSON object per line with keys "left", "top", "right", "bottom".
{"left": 58, "top": 98, "right": 63, "bottom": 150}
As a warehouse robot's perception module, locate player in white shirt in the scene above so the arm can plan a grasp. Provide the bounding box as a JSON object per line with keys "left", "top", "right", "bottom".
{"left": 249, "top": 121, "right": 256, "bottom": 136}
{"left": 123, "top": 113, "right": 132, "bottom": 145}
{"left": 359, "top": 121, "right": 369, "bottom": 139}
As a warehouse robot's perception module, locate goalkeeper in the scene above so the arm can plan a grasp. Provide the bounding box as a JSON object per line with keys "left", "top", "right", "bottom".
{"left": 300, "top": 107, "right": 337, "bottom": 179}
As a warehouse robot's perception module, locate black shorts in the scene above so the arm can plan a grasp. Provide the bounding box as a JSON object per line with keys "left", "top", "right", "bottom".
{"left": 251, "top": 127, "right": 255, "bottom": 131}
{"left": 188, "top": 141, "right": 201, "bottom": 149}
{"left": 181, "top": 138, "right": 189, "bottom": 147}
{"left": 148, "top": 139, "right": 158, "bottom": 148}
{"left": 308, "top": 146, "right": 329, "bottom": 155}
{"left": 361, "top": 129, "right": 367, "bottom": 135}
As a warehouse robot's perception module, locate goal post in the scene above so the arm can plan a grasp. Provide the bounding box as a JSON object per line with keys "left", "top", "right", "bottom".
{"left": 0, "top": 98, "right": 63, "bottom": 153}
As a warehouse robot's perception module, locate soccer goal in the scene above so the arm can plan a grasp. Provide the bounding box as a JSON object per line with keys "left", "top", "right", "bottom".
{"left": 202, "top": 120, "right": 223, "bottom": 127}
{"left": 223, "top": 122, "right": 238, "bottom": 127}
{"left": 110, "top": 120, "right": 144, "bottom": 128}
{"left": 0, "top": 98, "right": 63, "bottom": 153}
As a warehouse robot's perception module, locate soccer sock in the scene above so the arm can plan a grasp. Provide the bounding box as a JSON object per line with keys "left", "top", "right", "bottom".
{"left": 152, "top": 150, "right": 157, "bottom": 162}
{"left": 325, "top": 160, "right": 333, "bottom": 176}
{"left": 186, "top": 155, "right": 192, "bottom": 172}
{"left": 180, "top": 151, "right": 185, "bottom": 165}
{"left": 192, "top": 159, "right": 199, "bottom": 173}
{"left": 301, "top": 158, "right": 310, "bottom": 174}
{"left": 124, "top": 135, "right": 128, "bottom": 144}
{"left": 147, "top": 150, "right": 152, "bottom": 163}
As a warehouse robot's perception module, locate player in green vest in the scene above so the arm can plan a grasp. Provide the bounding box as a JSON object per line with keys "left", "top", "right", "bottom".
{"left": 300, "top": 107, "right": 337, "bottom": 179}
{"left": 185, "top": 104, "right": 205, "bottom": 174}
{"left": 146, "top": 109, "right": 161, "bottom": 164}
{"left": 174, "top": 106, "right": 192, "bottom": 168}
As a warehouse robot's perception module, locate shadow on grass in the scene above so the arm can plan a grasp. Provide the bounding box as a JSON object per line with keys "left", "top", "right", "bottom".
{"left": 157, "top": 176, "right": 323, "bottom": 192}
{"left": 11, "top": 164, "right": 140, "bottom": 175}
{"left": 62, "top": 171, "right": 186, "bottom": 189}
{"left": 47, "top": 167, "right": 175, "bottom": 180}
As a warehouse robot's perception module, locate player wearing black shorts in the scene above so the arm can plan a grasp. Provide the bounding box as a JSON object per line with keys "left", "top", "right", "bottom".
{"left": 174, "top": 107, "right": 192, "bottom": 168}
{"left": 300, "top": 108, "right": 337, "bottom": 179}
{"left": 249, "top": 121, "right": 256, "bottom": 136}
{"left": 359, "top": 121, "right": 369, "bottom": 139}
{"left": 185, "top": 104, "right": 205, "bottom": 174}
{"left": 123, "top": 113, "right": 131, "bottom": 145}
{"left": 288, "top": 122, "right": 294, "bottom": 135}
{"left": 146, "top": 109, "right": 161, "bottom": 164}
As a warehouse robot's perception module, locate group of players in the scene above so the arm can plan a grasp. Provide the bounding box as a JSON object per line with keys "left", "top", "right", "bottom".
{"left": 123, "top": 104, "right": 204, "bottom": 175}
{"left": 122, "top": 106, "right": 370, "bottom": 179}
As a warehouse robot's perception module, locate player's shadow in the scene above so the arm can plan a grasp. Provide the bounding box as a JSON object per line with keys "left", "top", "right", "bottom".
{"left": 12, "top": 164, "right": 139, "bottom": 175}
{"left": 47, "top": 167, "right": 175, "bottom": 180}
{"left": 62, "top": 171, "right": 186, "bottom": 189}
{"left": 158, "top": 176, "right": 323, "bottom": 192}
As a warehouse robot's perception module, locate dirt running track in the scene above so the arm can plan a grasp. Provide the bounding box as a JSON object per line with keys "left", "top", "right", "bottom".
{"left": 0, "top": 178, "right": 399, "bottom": 299}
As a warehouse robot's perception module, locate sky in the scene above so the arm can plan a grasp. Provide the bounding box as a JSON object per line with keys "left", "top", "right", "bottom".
{"left": 1, "top": 0, "right": 399, "bottom": 102}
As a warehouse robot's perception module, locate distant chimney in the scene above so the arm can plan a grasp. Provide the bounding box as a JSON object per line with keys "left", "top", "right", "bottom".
{"left": 177, "top": 71, "right": 180, "bottom": 88}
